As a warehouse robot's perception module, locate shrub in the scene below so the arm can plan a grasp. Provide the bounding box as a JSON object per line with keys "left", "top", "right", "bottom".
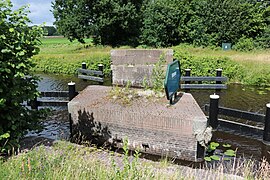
{"left": 233, "top": 37, "right": 256, "bottom": 51}
{"left": 0, "top": 1, "right": 44, "bottom": 153}
{"left": 255, "top": 26, "right": 270, "bottom": 49}
{"left": 173, "top": 46, "right": 244, "bottom": 82}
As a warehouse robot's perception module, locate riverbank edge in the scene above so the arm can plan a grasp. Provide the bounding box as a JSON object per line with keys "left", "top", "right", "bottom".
{"left": 1, "top": 139, "right": 253, "bottom": 179}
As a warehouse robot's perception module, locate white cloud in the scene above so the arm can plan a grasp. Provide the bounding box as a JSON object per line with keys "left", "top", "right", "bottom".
{"left": 10, "top": 0, "right": 55, "bottom": 26}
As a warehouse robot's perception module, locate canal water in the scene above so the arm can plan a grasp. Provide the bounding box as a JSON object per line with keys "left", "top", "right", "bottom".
{"left": 32, "top": 73, "right": 270, "bottom": 161}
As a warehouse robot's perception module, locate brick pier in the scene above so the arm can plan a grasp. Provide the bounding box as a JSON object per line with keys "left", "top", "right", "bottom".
{"left": 68, "top": 85, "right": 210, "bottom": 162}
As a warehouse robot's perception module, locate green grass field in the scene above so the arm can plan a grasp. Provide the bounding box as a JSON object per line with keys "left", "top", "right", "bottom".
{"left": 33, "top": 37, "right": 111, "bottom": 75}
{"left": 33, "top": 37, "right": 270, "bottom": 86}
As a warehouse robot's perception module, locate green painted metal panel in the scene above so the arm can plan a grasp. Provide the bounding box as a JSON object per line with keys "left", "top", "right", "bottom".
{"left": 164, "top": 60, "right": 180, "bottom": 100}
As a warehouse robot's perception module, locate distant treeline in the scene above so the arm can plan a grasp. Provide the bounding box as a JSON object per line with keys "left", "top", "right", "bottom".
{"left": 42, "top": 26, "right": 61, "bottom": 36}
{"left": 52, "top": 0, "right": 270, "bottom": 49}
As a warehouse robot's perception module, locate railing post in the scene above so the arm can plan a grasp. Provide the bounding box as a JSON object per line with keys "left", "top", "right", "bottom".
{"left": 185, "top": 68, "right": 191, "bottom": 83}
{"left": 185, "top": 68, "right": 191, "bottom": 91}
{"left": 216, "top": 69, "right": 222, "bottom": 84}
{"left": 98, "top": 64, "right": 104, "bottom": 85}
{"left": 68, "top": 82, "right": 76, "bottom": 101}
{"left": 82, "top": 62, "right": 87, "bottom": 81}
{"left": 209, "top": 94, "right": 219, "bottom": 129}
{"left": 263, "top": 103, "right": 270, "bottom": 142}
{"left": 82, "top": 62, "right": 87, "bottom": 70}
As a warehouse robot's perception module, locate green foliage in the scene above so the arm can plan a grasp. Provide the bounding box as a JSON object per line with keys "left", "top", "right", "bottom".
{"left": 33, "top": 38, "right": 111, "bottom": 76}
{"left": 0, "top": 0, "right": 44, "bottom": 153}
{"left": 0, "top": 140, "right": 187, "bottom": 179}
{"left": 140, "top": 0, "right": 189, "bottom": 47}
{"left": 204, "top": 141, "right": 236, "bottom": 162}
{"left": 151, "top": 53, "right": 166, "bottom": 92}
{"left": 34, "top": 38, "right": 270, "bottom": 87}
{"left": 256, "top": 26, "right": 270, "bottom": 49}
{"left": 52, "top": 0, "right": 269, "bottom": 49}
{"left": 52, "top": 0, "right": 144, "bottom": 46}
{"left": 222, "top": 144, "right": 232, "bottom": 148}
{"left": 42, "top": 26, "right": 58, "bottom": 36}
{"left": 190, "top": 0, "right": 266, "bottom": 47}
{"left": 111, "top": 138, "right": 147, "bottom": 179}
{"left": 210, "top": 155, "right": 221, "bottom": 161}
{"left": 33, "top": 55, "right": 111, "bottom": 76}
{"left": 208, "top": 142, "right": 220, "bottom": 152}
{"left": 233, "top": 37, "right": 256, "bottom": 51}
{"left": 241, "top": 61, "right": 270, "bottom": 86}
{"left": 173, "top": 46, "right": 245, "bottom": 83}
{"left": 224, "top": 149, "right": 236, "bottom": 157}
{"left": 0, "top": 140, "right": 270, "bottom": 179}
{"left": 109, "top": 81, "right": 136, "bottom": 105}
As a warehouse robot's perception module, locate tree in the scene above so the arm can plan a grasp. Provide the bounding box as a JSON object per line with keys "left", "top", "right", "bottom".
{"left": 42, "top": 26, "right": 57, "bottom": 36}
{"left": 52, "top": 0, "right": 269, "bottom": 48}
{"left": 52, "top": 0, "right": 144, "bottom": 46}
{"left": 256, "top": 5, "right": 270, "bottom": 48}
{"left": 188, "top": 0, "right": 266, "bottom": 46}
{"left": 0, "top": 0, "right": 43, "bottom": 152}
{"left": 140, "top": 0, "right": 191, "bottom": 47}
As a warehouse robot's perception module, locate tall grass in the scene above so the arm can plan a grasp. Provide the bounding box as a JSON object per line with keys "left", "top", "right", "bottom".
{"left": 0, "top": 140, "right": 269, "bottom": 179}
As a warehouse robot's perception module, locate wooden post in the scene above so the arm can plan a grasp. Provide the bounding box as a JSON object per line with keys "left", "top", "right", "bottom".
{"left": 216, "top": 69, "right": 222, "bottom": 84}
{"left": 263, "top": 103, "right": 270, "bottom": 142}
{"left": 98, "top": 64, "right": 104, "bottom": 85}
{"left": 68, "top": 82, "right": 76, "bottom": 101}
{"left": 209, "top": 94, "right": 219, "bottom": 129}
{"left": 82, "top": 62, "right": 87, "bottom": 81}
{"left": 30, "top": 97, "right": 38, "bottom": 110}
{"left": 185, "top": 68, "right": 191, "bottom": 91}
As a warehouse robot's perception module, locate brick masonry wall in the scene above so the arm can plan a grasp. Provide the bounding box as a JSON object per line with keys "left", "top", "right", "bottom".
{"left": 68, "top": 86, "right": 208, "bottom": 162}
{"left": 111, "top": 49, "right": 173, "bottom": 87}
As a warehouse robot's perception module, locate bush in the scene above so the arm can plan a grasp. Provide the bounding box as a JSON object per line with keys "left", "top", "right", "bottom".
{"left": 33, "top": 55, "right": 111, "bottom": 76}
{"left": 173, "top": 46, "right": 244, "bottom": 82}
{"left": 0, "top": 1, "right": 44, "bottom": 153}
{"left": 233, "top": 37, "right": 256, "bottom": 51}
{"left": 255, "top": 26, "right": 270, "bottom": 49}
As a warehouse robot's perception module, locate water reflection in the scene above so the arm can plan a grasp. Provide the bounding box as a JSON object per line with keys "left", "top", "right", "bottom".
{"left": 191, "top": 84, "right": 270, "bottom": 114}
{"left": 37, "top": 73, "right": 111, "bottom": 92}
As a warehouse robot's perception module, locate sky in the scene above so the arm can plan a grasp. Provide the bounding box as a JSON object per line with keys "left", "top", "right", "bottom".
{"left": 10, "top": 0, "right": 55, "bottom": 26}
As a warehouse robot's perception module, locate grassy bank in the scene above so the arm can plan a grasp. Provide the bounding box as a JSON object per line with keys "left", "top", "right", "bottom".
{"left": 173, "top": 45, "right": 270, "bottom": 86}
{"left": 33, "top": 37, "right": 111, "bottom": 75}
{"left": 1, "top": 140, "right": 269, "bottom": 179}
{"left": 33, "top": 37, "right": 270, "bottom": 86}
{"left": 173, "top": 44, "right": 270, "bottom": 86}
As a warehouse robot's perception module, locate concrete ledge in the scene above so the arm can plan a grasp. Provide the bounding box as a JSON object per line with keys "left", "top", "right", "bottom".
{"left": 68, "top": 85, "right": 209, "bottom": 162}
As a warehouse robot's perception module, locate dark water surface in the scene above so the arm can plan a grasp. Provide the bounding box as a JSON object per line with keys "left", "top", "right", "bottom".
{"left": 35, "top": 73, "right": 270, "bottom": 161}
